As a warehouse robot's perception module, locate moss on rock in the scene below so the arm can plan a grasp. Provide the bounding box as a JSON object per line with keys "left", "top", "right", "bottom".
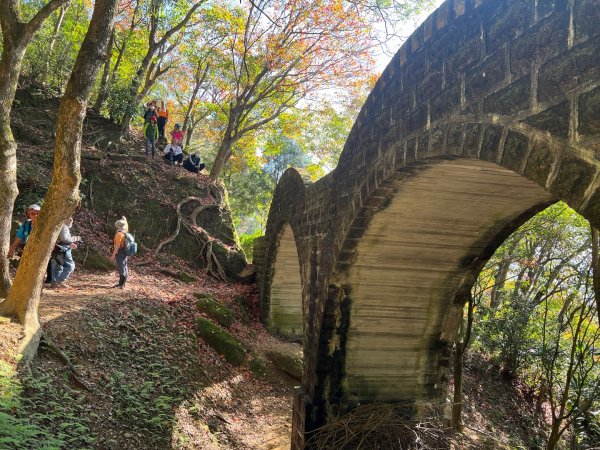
{"left": 249, "top": 356, "right": 268, "bottom": 378}
{"left": 80, "top": 248, "right": 114, "bottom": 271}
{"left": 197, "top": 318, "right": 246, "bottom": 366}
{"left": 194, "top": 293, "right": 234, "bottom": 328}
{"left": 265, "top": 350, "right": 303, "bottom": 381}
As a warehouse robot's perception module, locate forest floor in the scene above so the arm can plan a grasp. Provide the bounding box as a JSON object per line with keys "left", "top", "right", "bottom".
{"left": 1, "top": 266, "right": 300, "bottom": 449}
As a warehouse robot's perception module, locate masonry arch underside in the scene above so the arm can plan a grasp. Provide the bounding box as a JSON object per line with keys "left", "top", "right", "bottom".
{"left": 336, "top": 158, "right": 555, "bottom": 407}
{"left": 268, "top": 223, "right": 303, "bottom": 336}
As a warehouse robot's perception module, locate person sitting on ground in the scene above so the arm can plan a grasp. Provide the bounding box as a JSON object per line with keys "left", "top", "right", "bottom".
{"left": 49, "top": 216, "right": 81, "bottom": 289}
{"left": 7, "top": 204, "right": 40, "bottom": 258}
{"left": 142, "top": 100, "right": 157, "bottom": 124}
{"left": 157, "top": 100, "right": 169, "bottom": 141}
{"left": 170, "top": 123, "right": 184, "bottom": 148}
{"left": 163, "top": 142, "right": 183, "bottom": 165}
{"left": 110, "top": 217, "right": 129, "bottom": 289}
{"left": 143, "top": 116, "right": 159, "bottom": 158}
{"left": 183, "top": 151, "right": 206, "bottom": 174}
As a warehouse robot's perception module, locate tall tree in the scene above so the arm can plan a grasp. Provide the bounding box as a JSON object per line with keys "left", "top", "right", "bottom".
{"left": 0, "top": 0, "right": 120, "bottom": 361}
{"left": 119, "top": 0, "right": 205, "bottom": 135}
{"left": 0, "top": 0, "right": 71, "bottom": 298}
{"left": 207, "top": 0, "right": 371, "bottom": 181}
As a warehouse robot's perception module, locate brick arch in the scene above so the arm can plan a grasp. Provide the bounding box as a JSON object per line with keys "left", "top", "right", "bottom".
{"left": 257, "top": 1, "right": 600, "bottom": 447}
{"left": 314, "top": 158, "right": 555, "bottom": 423}
{"left": 259, "top": 168, "right": 312, "bottom": 336}
{"left": 265, "top": 222, "right": 304, "bottom": 335}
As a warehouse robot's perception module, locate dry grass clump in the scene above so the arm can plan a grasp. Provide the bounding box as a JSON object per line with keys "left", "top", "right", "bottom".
{"left": 306, "top": 403, "right": 449, "bottom": 449}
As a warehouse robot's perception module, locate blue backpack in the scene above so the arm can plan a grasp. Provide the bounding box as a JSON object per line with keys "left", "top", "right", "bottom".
{"left": 123, "top": 232, "right": 137, "bottom": 256}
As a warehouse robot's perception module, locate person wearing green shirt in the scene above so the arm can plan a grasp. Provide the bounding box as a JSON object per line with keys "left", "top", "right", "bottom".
{"left": 143, "top": 115, "right": 159, "bottom": 158}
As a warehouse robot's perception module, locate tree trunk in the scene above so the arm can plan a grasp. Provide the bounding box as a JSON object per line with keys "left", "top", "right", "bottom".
{"left": 0, "top": 0, "right": 119, "bottom": 362}
{"left": 547, "top": 425, "right": 562, "bottom": 450}
{"left": 452, "top": 343, "right": 464, "bottom": 431}
{"left": 42, "top": 1, "right": 71, "bottom": 85}
{"left": 0, "top": 0, "right": 71, "bottom": 298}
{"left": 591, "top": 226, "right": 600, "bottom": 324}
{"left": 452, "top": 293, "right": 473, "bottom": 431}
{"left": 0, "top": 43, "right": 28, "bottom": 298}
{"left": 209, "top": 138, "right": 235, "bottom": 181}
{"left": 93, "top": 29, "right": 115, "bottom": 111}
{"left": 120, "top": 52, "right": 153, "bottom": 135}
{"left": 185, "top": 125, "right": 194, "bottom": 148}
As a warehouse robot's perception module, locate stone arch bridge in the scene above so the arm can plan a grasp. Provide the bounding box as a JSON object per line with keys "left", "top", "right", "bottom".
{"left": 254, "top": 0, "right": 600, "bottom": 447}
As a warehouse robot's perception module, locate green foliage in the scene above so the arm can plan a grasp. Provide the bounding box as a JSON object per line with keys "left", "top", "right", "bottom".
{"left": 0, "top": 360, "right": 92, "bottom": 449}
{"left": 472, "top": 202, "right": 600, "bottom": 446}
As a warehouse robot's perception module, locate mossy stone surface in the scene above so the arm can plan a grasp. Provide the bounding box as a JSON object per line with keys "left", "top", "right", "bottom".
{"left": 194, "top": 293, "right": 234, "bottom": 328}
{"left": 249, "top": 356, "right": 267, "bottom": 378}
{"left": 265, "top": 350, "right": 303, "bottom": 381}
{"left": 197, "top": 318, "right": 246, "bottom": 366}
{"left": 80, "top": 248, "right": 114, "bottom": 271}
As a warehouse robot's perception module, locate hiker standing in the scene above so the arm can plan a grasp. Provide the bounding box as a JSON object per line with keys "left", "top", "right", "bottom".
{"left": 7, "top": 204, "right": 41, "bottom": 258}
{"left": 142, "top": 100, "right": 158, "bottom": 123}
{"left": 49, "top": 217, "right": 81, "bottom": 288}
{"left": 144, "top": 116, "right": 159, "bottom": 158}
{"left": 157, "top": 100, "right": 169, "bottom": 141}
{"left": 110, "top": 217, "right": 129, "bottom": 288}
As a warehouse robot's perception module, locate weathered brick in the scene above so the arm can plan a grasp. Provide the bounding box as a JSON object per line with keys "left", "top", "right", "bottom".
{"left": 417, "top": 131, "right": 430, "bottom": 158}
{"left": 574, "top": 0, "right": 600, "bottom": 41}
{"left": 538, "top": 37, "right": 600, "bottom": 102}
{"left": 484, "top": 76, "right": 530, "bottom": 115}
{"left": 402, "top": 48, "right": 427, "bottom": 90}
{"left": 537, "top": 0, "right": 568, "bottom": 18}
{"left": 523, "top": 138, "right": 558, "bottom": 187}
{"left": 480, "top": 124, "right": 503, "bottom": 162}
{"left": 407, "top": 105, "right": 428, "bottom": 135}
{"left": 463, "top": 123, "right": 483, "bottom": 157}
{"left": 445, "top": 33, "right": 482, "bottom": 80}
{"left": 524, "top": 101, "right": 570, "bottom": 139}
{"left": 430, "top": 125, "right": 447, "bottom": 156}
{"left": 447, "top": 124, "right": 464, "bottom": 156}
{"left": 406, "top": 138, "right": 417, "bottom": 163}
{"left": 551, "top": 152, "right": 598, "bottom": 207}
{"left": 465, "top": 51, "right": 506, "bottom": 103}
{"left": 581, "top": 186, "right": 600, "bottom": 230}
{"left": 486, "top": 0, "right": 533, "bottom": 52}
{"left": 501, "top": 131, "right": 529, "bottom": 173}
{"left": 511, "top": 12, "right": 569, "bottom": 76}
{"left": 579, "top": 86, "right": 600, "bottom": 137}
{"left": 417, "top": 69, "right": 443, "bottom": 101}
{"left": 431, "top": 80, "right": 461, "bottom": 123}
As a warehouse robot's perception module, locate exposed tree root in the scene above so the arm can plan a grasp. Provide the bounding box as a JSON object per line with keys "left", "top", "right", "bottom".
{"left": 153, "top": 196, "right": 235, "bottom": 281}
{"left": 40, "top": 333, "right": 93, "bottom": 392}
{"left": 153, "top": 196, "right": 204, "bottom": 257}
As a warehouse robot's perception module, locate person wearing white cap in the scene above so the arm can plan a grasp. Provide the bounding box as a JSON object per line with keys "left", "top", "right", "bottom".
{"left": 110, "top": 216, "right": 129, "bottom": 288}
{"left": 7, "top": 204, "right": 41, "bottom": 258}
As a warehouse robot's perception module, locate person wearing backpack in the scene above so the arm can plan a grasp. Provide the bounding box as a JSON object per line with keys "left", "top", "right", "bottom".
{"left": 143, "top": 116, "right": 159, "bottom": 159}
{"left": 7, "top": 204, "right": 41, "bottom": 258}
{"left": 49, "top": 217, "right": 81, "bottom": 289}
{"left": 110, "top": 216, "right": 130, "bottom": 288}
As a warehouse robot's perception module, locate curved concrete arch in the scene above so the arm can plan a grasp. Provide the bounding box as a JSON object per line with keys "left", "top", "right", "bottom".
{"left": 266, "top": 222, "right": 304, "bottom": 336}
{"left": 259, "top": 168, "right": 312, "bottom": 335}
{"left": 257, "top": 0, "right": 600, "bottom": 447}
